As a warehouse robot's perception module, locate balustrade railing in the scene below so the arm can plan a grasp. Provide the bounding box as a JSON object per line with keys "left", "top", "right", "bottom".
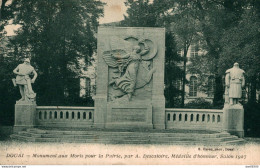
{"left": 165, "top": 108, "right": 223, "bottom": 131}
{"left": 35, "top": 106, "right": 223, "bottom": 131}
{"left": 36, "top": 106, "right": 94, "bottom": 128}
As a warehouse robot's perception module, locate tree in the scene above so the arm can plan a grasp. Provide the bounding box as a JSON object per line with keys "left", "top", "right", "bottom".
{"left": 164, "top": 31, "right": 183, "bottom": 107}
{"left": 121, "top": 0, "right": 174, "bottom": 27}
{"left": 0, "top": 0, "right": 104, "bottom": 125}
{"left": 8, "top": 0, "right": 104, "bottom": 105}
{"left": 0, "top": 0, "right": 13, "bottom": 32}
{"left": 168, "top": 0, "right": 198, "bottom": 107}
{"left": 191, "top": 0, "right": 246, "bottom": 106}
{"left": 219, "top": 4, "right": 260, "bottom": 103}
{"left": 0, "top": 0, "right": 18, "bottom": 125}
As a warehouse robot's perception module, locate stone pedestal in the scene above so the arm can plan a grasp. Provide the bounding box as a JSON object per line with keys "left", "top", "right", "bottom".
{"left": 152, "top": 95, "right": 165, "bottom": 129}
{"left": 223, "top": 104, "right": 244, "bottom": 138}
{"left": 14, "top": 101, "right": 36, "bottom": 133}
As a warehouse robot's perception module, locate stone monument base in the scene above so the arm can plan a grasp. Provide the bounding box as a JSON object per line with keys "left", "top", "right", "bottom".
{"left": 14, "top": 101, "right": 36, "bottom": 133}
{"left": 223, "top": 104, "right": 244, "bottom": 138}
{"left": 105, "top": 101, "right": 153, "bottom": 129}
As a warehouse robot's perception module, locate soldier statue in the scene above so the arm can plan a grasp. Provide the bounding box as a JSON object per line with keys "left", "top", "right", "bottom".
{"left": 13, "top": 58, "right": 38, "bottom": 102}
{"left": 225, "top": 62, "right": 245, "bottom": 105}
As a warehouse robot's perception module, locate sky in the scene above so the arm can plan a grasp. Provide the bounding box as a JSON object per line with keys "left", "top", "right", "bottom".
{"left": 99, "top": 0, "right": 127, "bottom": 24}
{"left": 5, "top": 0, "right": 127, "bottom": 36}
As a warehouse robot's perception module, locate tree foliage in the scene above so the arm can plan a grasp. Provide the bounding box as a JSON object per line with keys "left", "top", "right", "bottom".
{"left": 122, "top": 0, "right": 174, "bottom": 27}
{"left": 176, "top": 0, "right": 256, "bottom": 106}
{"left": 169, "top": 0, "right": 198, "bottom": 107}
{"left": 0, "top": 0, "right": 13, "bottom": 32}
{"left": 8, "top": 0, "right": 104, "bottom": 105}
{"left": 0, "top": 0, "right": 19, "bottom": 125}
{"left": 0, "top": 0, "right": 104, "bottom": 125}
{"left": 219, "top": 3, "right": 260, "bottom": 103}
{"left": 164, "top": 31, "right": 183, "bottom": 107}
{"left": 185, "top": 0, "right": 260, "bottom": 104}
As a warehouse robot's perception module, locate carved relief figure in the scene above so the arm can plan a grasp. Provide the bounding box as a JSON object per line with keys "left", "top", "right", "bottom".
{"left": 103, "top": 36, "right": 157, "bottom": 101}
{"left": 13, "top": 58, "right": 38, "bottom": 102}
{"left": 225, "top": 62, "right": 245, "bottom": 105}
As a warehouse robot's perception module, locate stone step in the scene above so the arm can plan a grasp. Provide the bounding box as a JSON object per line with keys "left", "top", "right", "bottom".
{"left": 10, "top": 134, "right": 35, "bottom": 142}
{"left": 46, "top": 137, "right": 222, "bottom": 142}
{"left": 37, "top": 133, "right": 220, "bottom": 139}
{"left": 219, "top": 136, "right": 239, "bottom": 142}
{"left": 148, "top": 140, "right": 227, "bottom": 145}
{"left": 8, "top": 135, "right": 219, "bottom": 145}
{"left": 26, "top": 128, "right": 230, "bottom": 138}
{"left": 224, "top": 139, "right": 245, "bottom": 145}
{"left": 28, "top": 128, "right": 218, "bottom": 134}
{"left": 30, "top": 127, "right": 218, "bottom": 133}
{"left": 10, "top": 134, "right": 243, "bottom": 145}
{"left": 23, "top": 132, "right": 234, "bottom": 141}
{"left": 18, "top": 131, "right": 42, "bottom": 138}
{"left": 11, "top": 134, "right": 239, "bottom": 143}
{"left": 216, "top": 132, "right": 232, "bottom": 138}
{"left": 11, "top": 128, "right": 244, "bottom": 145}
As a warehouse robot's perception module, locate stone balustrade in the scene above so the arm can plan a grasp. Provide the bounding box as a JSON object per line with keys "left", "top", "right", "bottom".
{"left": 165, "top": 108, "right": 223, "bottom": 131}
{"left": 34, "top": 106, "right": 223, "bottom": 131}
{"left": 36, "top": 106, "right": 94, "bottom": 128}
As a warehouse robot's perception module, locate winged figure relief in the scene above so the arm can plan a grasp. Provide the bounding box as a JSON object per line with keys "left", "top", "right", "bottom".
{"left": 102, "top": 36, "right": 158, "bottom": 101}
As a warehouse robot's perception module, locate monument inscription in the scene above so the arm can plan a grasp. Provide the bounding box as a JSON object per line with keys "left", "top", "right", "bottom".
{"left": 111, "top": 108, "right": 147, "bottom": 122}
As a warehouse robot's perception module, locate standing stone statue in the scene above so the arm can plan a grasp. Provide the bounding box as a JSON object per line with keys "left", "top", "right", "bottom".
{"left": 225, "top": 62, "right": 245, "bottom": 105}
{"left": 13, "top": 58, "right": 38, "bottom": 102}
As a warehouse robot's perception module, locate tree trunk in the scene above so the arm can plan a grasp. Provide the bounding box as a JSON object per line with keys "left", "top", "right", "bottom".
{"left": 249, "top": 76, "right": 257, "bottom": 103}
{"left": 213, "top": 75, "right": 223, "bottom": 106}
{"left": 213, "top": 56, "right": 224, "bottom": 106}
{"left": 0, "top": 0, "right": 8, "bottom": 23}
{"left": 181, "top": 46, "right": 187, "bottom": 107}
{"left": 169, "top": 82, "right": 174, "bottom": 107}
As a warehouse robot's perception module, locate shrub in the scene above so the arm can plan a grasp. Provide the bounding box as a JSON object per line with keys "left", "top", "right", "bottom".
{"left": 185, "top": 98, "right": 213, "bottom": 109}
{"left": 244, "top": 102, "right": 260, "bottom": 137}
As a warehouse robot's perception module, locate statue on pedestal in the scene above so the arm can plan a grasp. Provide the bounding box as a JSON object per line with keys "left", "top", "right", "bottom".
{"left": 224, "top": 62, "right": 245, "bottom": 105}
{"left": 13, "top": 58, "right": 38, "bottom": 102}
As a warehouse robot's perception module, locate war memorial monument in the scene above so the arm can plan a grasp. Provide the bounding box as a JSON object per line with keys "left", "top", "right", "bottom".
{"left": 11, "top": 27, "right": 245, "bottom": 144}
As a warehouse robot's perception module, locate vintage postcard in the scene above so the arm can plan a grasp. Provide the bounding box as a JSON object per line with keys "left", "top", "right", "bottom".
{"left": 0, "top": 0, "right": 259, "bottom": 166}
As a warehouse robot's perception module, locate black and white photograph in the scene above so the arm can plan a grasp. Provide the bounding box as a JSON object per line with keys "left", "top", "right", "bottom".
{"left": 0, "top": 0, "right": 260, "bottom": 166}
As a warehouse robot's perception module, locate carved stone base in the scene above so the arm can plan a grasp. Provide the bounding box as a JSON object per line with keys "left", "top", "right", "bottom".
{"left": 223, "top": 104, "right": 244, "bottom": 138}
{"left": 14, "top": 101, "right": 36, "bottom": 133}
{"left": 105, "top": 101, "right": 153, "bottom": 129}
{"left": 152, "top": 95, "right": 165, "bottom": 129}
{"left": 93, "top": 95, "right": 107, "bottom": 128}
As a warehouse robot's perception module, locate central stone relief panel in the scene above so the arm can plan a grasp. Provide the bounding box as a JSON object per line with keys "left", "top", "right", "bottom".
{"left": 102, "top": 36, "right": 158, "bottom": 102}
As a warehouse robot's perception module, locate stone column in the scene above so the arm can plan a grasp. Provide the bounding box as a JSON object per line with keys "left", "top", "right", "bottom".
{"left": 94, "top": 28, "right": 109, "bottom": 128}
{"left": 13, "top": 101, "right": 36, "bottom": 133}
{"left": 152, "top": 29, "right": 165, "bottom": 129}
{"left": 223, "top": 104, "right": 244, "bottom": 138}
